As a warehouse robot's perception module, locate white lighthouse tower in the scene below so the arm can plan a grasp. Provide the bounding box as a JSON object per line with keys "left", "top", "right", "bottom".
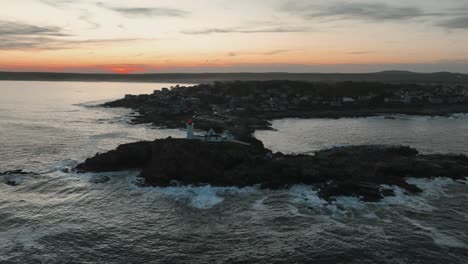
{"left": 186, "top": 119, "right": 194, "bottom": 139}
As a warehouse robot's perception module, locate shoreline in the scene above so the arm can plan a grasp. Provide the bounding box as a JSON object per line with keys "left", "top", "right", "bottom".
{"left": 75, "top": 139, "right": 468, "bottom": 202}
{"left": 72, "top": 80, "right": 468, "bottom": 202}
{"left": 103, "top": 80, "right": 468, "bottom": 141}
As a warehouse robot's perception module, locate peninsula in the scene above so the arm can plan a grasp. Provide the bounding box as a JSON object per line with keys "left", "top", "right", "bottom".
{"left": 103, "top": 80, "right": 468, "bottom": 142}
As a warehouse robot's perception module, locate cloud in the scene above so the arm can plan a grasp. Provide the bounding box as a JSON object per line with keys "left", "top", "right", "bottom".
{"left": 98, "top": 3, "right": 189, "bottom": 18}
{"left": 0, "top": 20, "right": 67, "bottom": 36}
{"left": 0, "top": 36, "right": 141, "bottom": 50}
{"left": 227, "top": 49, "right": 293, "bottom": 57}
{"left": 183, "top": 26, "right": 312, "bottom": 35}
{"left": 437, "top": 16, "right": 468, "bottom": 29}
{"left": 281, "top": 1, "right": 442, "bottom": 22}
{"left": 263, "top": 49, "right": 291, "bottom": 55}
{"left": 40, "top": 0, "right": 75, "bottom": 8}
{"left": 0, "top": 20, "right": 133, "bottom": 51}
{"left": 78, "top": 10, "right": 100, "bottom": 29}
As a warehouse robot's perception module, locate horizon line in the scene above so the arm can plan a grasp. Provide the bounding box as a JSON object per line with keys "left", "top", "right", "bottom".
{"left": 0, "top": 70, "right": 466, "bottom": 75}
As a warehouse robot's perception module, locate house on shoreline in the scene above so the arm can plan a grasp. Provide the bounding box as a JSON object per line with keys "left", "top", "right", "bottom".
{"left": 186, "top": 120, "right": 235, "bottom": 143}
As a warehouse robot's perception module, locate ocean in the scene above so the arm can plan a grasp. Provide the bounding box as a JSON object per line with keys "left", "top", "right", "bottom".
{"left": 1, "top": 81, "right": 467, "bottom": 263}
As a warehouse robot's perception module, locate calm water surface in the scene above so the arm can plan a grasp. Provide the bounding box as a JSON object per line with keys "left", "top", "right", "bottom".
{"left": 1, "top": 81, "right": 467, "bottom": 263}
{"left": 255, "top": 116, "right": 468, "bottom": 155}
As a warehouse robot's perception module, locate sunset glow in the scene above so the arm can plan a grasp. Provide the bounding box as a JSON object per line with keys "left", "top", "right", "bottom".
{"left": 105, "top": 65, "right": 148, "bottom": 74}
{"left": 1, "top": 0, "right": 468, "bottom": 73}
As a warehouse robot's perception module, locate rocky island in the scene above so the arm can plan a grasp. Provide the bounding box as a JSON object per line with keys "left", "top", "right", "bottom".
{"left": 71, "top": 80, "right": 468, "bottom": 202}
{"left": 76, "top": 138, "right": 468, "bottom": 202}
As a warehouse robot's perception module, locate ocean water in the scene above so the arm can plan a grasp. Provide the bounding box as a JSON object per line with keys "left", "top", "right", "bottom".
{"left": 255, "top": 115, "right": 468, "bottom": 155}
{"left": 1, "top": 81, "right": 468, "bottom": 263}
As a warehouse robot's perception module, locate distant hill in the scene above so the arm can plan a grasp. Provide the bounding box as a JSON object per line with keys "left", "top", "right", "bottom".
{"left": 0, "top": 71, "right": 467, "bottom": 84}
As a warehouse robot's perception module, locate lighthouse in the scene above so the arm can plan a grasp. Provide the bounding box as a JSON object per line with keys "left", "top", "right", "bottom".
{"left": 186, "top": 119, "right": 194, "bottom": 139}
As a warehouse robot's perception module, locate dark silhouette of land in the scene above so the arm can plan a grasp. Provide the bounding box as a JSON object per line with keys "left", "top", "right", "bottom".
{"left": 103, "top": 80, "right": 468, "bottom": 143}
{"left": 1, "top": 71, "right": 468, "bottom": 84}
{"left": 76, "top": 138, "right": 468, "bottom": 202}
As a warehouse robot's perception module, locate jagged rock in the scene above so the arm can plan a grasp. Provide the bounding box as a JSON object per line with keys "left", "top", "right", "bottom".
{"left": 76, "top": 138, "right": 468, "bottom": 202}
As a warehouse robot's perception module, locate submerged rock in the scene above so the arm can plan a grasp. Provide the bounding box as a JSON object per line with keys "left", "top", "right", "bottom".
{"left": 76, "top": 138, "right": 468, "bottom": 202}
{"left": 5, "top": 180, "right": 18, "bottom": 186}
{"left": 0, "top": 169, "right": 33, "bottom": 176}
{"left": 90, "top": 175, "right": 111, "bottom": 184}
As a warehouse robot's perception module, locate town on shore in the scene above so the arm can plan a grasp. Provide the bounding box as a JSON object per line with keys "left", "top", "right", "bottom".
{"left": 105, "top": 80, "right": 468, "bottom": 143}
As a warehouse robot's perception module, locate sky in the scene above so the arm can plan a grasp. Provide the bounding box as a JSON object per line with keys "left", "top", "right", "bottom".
{"left": 1, "top": 0, "right": 468, "bottom": 74}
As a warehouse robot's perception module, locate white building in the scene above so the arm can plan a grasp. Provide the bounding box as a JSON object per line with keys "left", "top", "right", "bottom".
{"left": 342, "top": 97, "right": 355, "bottom": 104}
{"left": 186, "top": 120, "right": 236, "bottom": 143}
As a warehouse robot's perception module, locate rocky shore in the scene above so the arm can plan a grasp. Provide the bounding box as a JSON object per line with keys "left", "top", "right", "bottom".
{"left": 76, "top": 138, "right": 468, "bottom": 202}
{"left": 85, "top": 81, "right": 468, "bottom": 202}
{"left": 103, "top": 80, "right": 468, "bottom": 141}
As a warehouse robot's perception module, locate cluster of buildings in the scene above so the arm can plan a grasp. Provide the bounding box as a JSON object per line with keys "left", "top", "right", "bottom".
{"left": 383, "top": 85, "right": 468, "bottom": 105}
{"left": 125, "top": 83, "right": 468, "bottom": 118}
{"left": 118, "top": 81, "right": 468, "bottom": 144}
{"left": 124, "top": 87, "right": 205, "bottom": 115}
{"left": 227, "top": 84, "right": 468, "bottom": 110}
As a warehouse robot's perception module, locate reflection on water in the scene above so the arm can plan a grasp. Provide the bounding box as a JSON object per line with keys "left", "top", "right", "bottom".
{"left": 0, "top": 81, "right": 187, "bottom": 171}
{"left": 255, "top": 116, "right": 468, "bottom": 155}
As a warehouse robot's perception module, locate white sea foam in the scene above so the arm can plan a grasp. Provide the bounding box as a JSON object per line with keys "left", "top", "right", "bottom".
{"left": 362, "top": 212, "right": 379, "bottom": 219}
{"left": 144, "top": 185, "right": 257, "bottom": 209}
{"left": 406, "top": 177, "right": 456, "bottom": 198}
{"left": 285, "top": 178, "right": 464, "bottom": 213}
{"left": 328, "top": 196, "right": 367, "bottom": 212}
{"left": 379, "top": 185, "right": 435, "bottom": 211}
{"left": 289, "top": 185, "right": 327, "bottom": 207}
{"left": 378, "top": 177, "right": 465, "bottom": 211}
{"left": 450, "top": 113, "right": 468, "bottom": 119}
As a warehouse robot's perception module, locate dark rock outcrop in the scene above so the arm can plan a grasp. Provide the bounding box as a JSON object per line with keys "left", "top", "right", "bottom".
{"left": 0, "top": 169, "right": 34, "bottom": 176}
{"left": 76, "top": 138, "right": 468, "bottom": 202}
{"left": 76, "top": 141, "right": 152, "bottom": 172}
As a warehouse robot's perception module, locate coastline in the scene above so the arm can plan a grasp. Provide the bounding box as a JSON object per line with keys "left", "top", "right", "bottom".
{"left": 102, "top": 80, "right": 468, "bottom": 141}
{"left": 75, "top": 138, "right": 468, "bottom": 202}
{"left": 72, "top": 80, "right": 468, "bottom": 202}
